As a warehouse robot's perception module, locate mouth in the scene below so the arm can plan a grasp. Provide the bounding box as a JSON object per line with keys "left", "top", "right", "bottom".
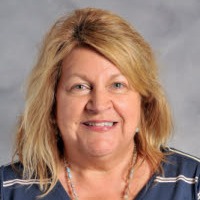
{"left": 82, "top": 121, "right": 118, "bottom": 127}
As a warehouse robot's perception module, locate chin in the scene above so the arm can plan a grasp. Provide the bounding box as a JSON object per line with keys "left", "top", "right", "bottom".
{"left": 85, "top": 142, "right": 118, "bottom": 157}
{"left": 88, "top": 148, "right": 114, "bottom": 157}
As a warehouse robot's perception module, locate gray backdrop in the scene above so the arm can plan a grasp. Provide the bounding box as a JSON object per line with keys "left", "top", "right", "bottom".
{"left": 0, "top": 0, "right": 200, "bottom": 165}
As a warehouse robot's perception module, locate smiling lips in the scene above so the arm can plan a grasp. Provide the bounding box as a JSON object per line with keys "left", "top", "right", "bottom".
{"left": 82, "top": 121, "right": 118, "bottom": 131}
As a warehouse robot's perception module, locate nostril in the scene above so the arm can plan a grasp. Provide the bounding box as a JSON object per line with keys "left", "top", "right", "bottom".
{"left": 85, "top": 96, "right": 112, "bottom": 113}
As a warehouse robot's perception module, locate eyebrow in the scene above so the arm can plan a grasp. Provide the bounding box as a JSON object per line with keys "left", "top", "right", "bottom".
{"left": 66, "top": 73, "right": 89, "bottom": 81}
{"left": 65, "top": 73, "right": 126, "bottom": 80}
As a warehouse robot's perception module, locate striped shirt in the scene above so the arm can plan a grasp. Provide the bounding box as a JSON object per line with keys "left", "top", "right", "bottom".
{"left": 0, "top": 148, "right": 200, "bottom": 200}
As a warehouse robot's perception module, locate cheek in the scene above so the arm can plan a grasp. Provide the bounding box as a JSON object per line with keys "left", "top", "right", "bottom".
{"left": 56, "top": 97, "right": 72, "bottom": 121}
{"left": 56, "top": 93, "right": 84, "bottom": 127}
{"left": 128, "top": 98, "right": 141, "bottom": 120}
{"left": 115, "top": 95, "right": 141, "bottom": 129}
{"left": 117, "top": 94, "right": 141, "bottom": 114}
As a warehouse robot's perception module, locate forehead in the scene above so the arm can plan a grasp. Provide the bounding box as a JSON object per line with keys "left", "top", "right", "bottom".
{"left": 61, "top": 47, "right": 125, "bottom": 78}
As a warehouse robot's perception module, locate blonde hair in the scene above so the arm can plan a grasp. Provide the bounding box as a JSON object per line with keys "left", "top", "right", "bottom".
{"left": 13, "top": 7, "right": 173, "bottom": 195}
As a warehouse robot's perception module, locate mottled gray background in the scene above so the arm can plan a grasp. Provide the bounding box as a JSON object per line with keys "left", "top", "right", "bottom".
{"left": 0, "top": 0, "right": 200, "bottom": 165}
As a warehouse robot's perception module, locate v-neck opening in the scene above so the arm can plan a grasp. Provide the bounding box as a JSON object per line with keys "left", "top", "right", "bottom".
{"left": 55, "top": 172, "right": 158, "bottom": 200}
{"left": 133, "top": 172, "right": 157, "bottom": 200}
{"left": 54, "top": 180, "right": 71, "bottom": 199}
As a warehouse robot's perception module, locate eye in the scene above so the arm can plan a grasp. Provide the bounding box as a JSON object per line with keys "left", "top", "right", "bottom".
{"left": 69, "top": 83, "right": 91, "bottom": 94}
{"left": 109, "top": 82, "right": 128, "bottom": 93}
{"left": 113, "top": 82, "right": 124, "bottom": 89}
{"left": 73, "top": 84, "right": 88, "bottom": 90}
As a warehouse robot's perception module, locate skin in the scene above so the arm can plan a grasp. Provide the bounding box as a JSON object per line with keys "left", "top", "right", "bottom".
{"left": 56, "top": 47, "right": 150, "bottom": 199}
{"left": 56, "top": 47, "right": 141, "bottom": 161}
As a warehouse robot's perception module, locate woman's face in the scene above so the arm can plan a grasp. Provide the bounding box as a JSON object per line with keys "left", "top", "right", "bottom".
{"left": 56, "top": 47, "right": 141, "bottom": 158}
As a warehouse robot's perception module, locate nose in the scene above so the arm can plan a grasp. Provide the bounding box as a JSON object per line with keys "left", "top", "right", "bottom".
{"left": 85, "top": 88, "right": 112, "bottom": 113}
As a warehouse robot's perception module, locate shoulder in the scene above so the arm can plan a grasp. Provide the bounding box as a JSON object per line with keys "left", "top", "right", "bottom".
{"left": 0, "top": 162, "right": 42, "bottom": 200}
{"left": 164, "top": 147, "right": 200, "bottom": 169}
{"left": 160, "top": 147, "right": 200, "bottom": 180}
{"left": 0, "top": 162, "right": 66, "bottom": 200}
{"left": 1, "top": 162, "right": 23, "bottom": 181}
{"left": 0, "top": 162, "right": 41, "bottom": 185}
{"left": 142, "top": 148, "right": 200, "bottom": 199}
{"left": 165, "top": 147, "right": 200, "bottom": 162}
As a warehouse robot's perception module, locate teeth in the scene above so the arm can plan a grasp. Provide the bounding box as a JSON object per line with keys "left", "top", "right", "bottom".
{"left": 86, "top": 122, "right": 114, "bottom": 127}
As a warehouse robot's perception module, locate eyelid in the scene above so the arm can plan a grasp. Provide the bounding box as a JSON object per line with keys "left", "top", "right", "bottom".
{"left": 107, "top": 81, "right": 129, "bottom": 94}
{"left": 112, "top": 81, "right": 127, "bottom": 87}
{"left": 66, "top": 83, "right": 92, "bottom": 96}
{"left": 72, "top": 83, "right": 91, "bottom": 89}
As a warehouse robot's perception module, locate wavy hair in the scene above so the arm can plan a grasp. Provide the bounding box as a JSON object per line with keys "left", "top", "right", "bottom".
{"left": 13, "top": 7, "right": 173, "bottom": 196}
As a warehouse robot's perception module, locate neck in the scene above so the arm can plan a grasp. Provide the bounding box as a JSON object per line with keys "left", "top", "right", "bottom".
{"left": 64, "top": 142, "right": 135, "bottom": 176}
{"left": 63, "top": 143, "right": 138, "bottom": 200}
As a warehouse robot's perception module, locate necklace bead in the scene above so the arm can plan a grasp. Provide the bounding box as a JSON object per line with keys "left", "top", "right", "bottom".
{"left": 123, "top": 194, "right": 129, "bottom": 200}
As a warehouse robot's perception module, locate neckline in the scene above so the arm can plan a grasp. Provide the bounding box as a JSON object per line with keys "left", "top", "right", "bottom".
{"left": 133, "top": 172, "right": 158, "bottom": 200}
{"left": 55, "top": 171, "right": 158, "bottom": 200}
{"left": 55, "top": 180, "right": 71, "bottom": 199}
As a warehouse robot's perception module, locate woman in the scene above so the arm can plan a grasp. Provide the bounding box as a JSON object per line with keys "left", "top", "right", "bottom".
{"left": 0, "top": 7, "right": 200, "bottom": 200}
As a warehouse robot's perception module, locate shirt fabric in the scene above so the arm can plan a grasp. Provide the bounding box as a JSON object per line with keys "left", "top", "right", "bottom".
{"left": 1, "top": 147, "right": 200, "bottom": 200}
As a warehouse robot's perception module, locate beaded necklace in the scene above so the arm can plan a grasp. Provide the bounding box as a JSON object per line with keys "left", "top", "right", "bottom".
{"left": 64, "top": 145, "right": 137, "bottom": 200}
